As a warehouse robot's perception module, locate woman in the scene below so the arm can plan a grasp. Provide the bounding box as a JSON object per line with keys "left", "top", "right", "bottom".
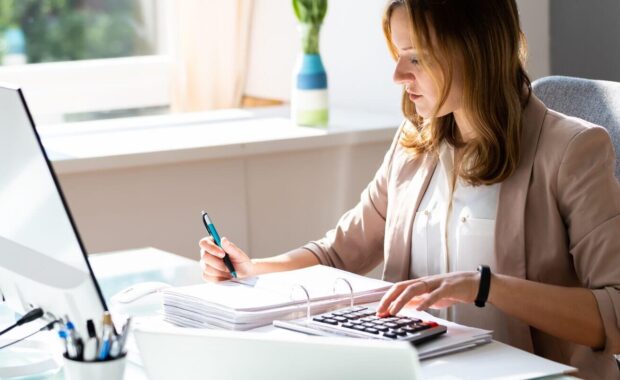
{"left": 200, "top": 0, "right": 620, "bottom": 377}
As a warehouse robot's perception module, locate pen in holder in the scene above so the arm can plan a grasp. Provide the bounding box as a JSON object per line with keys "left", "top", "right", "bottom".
{"left": 63, "top": 353, "right": 126, "bottom": 380}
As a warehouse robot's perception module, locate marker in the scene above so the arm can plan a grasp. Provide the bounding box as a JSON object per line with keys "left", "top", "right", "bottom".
{"left": 108, "top": 336, "right": 121, "bottom": 358}
{"left": 59, "top": 329, "right": 78, "bottom": 359}
{"left": 83, "top": 319, "right": 99, "bottom": 361}
{"left": 65, "top": 320, "right": 83, "bottom": 360}
{"left": 202, "top": 211, "right": 237, "bottom": 278}
{"left": 58, "top": 330, "right": 69, "bottom": 356}
{"left": 98, "top": 312, "right": 114, "bottom": 360}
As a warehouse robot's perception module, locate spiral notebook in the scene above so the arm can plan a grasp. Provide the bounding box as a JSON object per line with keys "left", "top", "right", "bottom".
{"left": 161, "top": 265, "right": 393, "bottom": 330}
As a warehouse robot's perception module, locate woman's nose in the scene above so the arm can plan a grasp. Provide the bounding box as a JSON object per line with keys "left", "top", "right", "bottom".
{"left": 393, "top": 59, "right": 414, "bottom": 85}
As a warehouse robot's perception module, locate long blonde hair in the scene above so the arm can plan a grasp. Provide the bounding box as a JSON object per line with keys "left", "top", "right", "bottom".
{"left": 382, "top": 0, "right": 531, "bottom": 185}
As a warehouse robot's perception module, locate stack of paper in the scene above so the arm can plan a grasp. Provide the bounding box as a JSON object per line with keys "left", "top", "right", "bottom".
{"left": 406, "top": 310, "right": 493, "bottom": 360}
{"left": 162, "top": 265, "right": 392, "bottom": 330}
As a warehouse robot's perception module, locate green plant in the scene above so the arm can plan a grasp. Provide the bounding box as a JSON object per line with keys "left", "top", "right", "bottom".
{"left": 292, "top": 0, "right": 327, "bottom": 54}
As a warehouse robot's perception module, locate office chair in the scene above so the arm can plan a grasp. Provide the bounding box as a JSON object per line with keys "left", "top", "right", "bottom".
{"left": 532, "top": 75, "right": 620, "bottom": 179}
{"left": 534, "top": 76, "right": 620, "bottom": 368}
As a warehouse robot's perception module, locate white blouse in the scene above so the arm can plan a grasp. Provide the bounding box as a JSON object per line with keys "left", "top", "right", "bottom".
{"left": 410, "top": 143, "right": 503, "bottom": 328}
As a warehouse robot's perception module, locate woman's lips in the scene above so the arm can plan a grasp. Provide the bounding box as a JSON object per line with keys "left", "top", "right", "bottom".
{"left": 408, "top": 93, "right": 422, "bottom": 101}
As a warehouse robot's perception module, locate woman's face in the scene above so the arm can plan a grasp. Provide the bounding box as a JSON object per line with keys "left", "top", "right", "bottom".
{"left": 390, "top": 6, "right": 463, "bottom": 119}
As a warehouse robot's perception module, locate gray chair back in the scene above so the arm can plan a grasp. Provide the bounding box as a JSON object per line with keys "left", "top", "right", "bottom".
{"left": 532, "top": 75, "right": 620, "bottom": 179}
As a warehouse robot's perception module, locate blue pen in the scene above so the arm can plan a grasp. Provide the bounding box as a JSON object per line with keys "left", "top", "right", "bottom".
{"left": 202, "top": 211, "right": 237, "bottom": 278}
{"left": 65, "top": 320, "right": 83, "bottom": 360}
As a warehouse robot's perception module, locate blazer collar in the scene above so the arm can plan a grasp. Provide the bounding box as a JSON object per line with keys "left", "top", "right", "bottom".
{"left": 495, "top": 94, "right": 548, "bottom": 278}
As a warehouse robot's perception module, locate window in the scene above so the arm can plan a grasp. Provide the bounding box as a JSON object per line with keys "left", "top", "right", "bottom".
{"left": 0, "top": 0, "right": 172, "bottom": 124}
{"left": 0, "top": 0, "right": 158, "bottom": 65}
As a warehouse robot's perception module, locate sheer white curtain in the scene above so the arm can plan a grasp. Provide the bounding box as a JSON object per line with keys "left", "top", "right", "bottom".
{"left": 171, "top": 0, "right": 254, "bottom": 112}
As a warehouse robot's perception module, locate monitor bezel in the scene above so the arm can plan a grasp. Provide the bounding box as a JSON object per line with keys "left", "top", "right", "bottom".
{"left": 3, "top": 84, "right": 108, "bottom": 313}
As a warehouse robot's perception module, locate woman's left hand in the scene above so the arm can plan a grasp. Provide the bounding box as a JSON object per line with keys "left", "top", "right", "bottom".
{"left": 376, "top": 271, "right": 481, "bottom": 316}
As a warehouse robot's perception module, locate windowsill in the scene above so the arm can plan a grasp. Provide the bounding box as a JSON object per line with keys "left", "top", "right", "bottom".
{"left": 43, "top": 106, "right": 402, "bottom": 174}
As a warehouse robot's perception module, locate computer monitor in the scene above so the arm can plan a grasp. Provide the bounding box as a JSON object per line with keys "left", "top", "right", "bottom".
{"left": 0, "top": 84, "right": 106, "bottom": 334}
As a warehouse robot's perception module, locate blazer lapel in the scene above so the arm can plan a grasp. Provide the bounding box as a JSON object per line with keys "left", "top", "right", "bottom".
{"left": 383, "top": 153, "right": 437, "bottom": 282}
{"left": 495, "top": 95, "right": 547, "bottom": 278}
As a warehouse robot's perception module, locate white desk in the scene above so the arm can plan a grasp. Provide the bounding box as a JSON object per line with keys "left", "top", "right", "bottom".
{"left": 0, "top": 248, "right": 578, "bottom": 379}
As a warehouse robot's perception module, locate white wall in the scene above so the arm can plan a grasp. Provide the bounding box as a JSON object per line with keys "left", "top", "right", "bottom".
{"left": 245, "top": 0, "right": 550, "bottom": 113}
{"left": 245, "top": 0, "right": 403, "bottom": 116}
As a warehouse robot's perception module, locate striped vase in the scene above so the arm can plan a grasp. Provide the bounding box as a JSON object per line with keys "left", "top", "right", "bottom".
{"left": 291, "top": 53, "right": 329, "bottom": 126}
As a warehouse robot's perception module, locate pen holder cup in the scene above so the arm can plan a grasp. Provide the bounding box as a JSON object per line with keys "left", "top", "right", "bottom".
{"left": 63, "top": 353, "right": 126, "bottom": 380}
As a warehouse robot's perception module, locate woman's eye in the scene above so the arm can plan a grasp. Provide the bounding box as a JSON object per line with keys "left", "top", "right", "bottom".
{"left": 410, "top": 57, "right": 420, "bottom": 65}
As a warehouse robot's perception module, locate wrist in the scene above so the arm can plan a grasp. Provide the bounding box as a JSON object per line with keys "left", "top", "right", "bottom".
{"left": 487, "top": 273, "right": 502, "bottom": 306}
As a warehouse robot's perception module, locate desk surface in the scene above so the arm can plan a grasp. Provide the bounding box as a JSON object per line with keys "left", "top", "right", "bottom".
{"left": 0, "top": 248, "right": 578, "bottom": 380}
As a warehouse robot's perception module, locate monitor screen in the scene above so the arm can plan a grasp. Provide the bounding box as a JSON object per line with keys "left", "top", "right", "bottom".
{"left": 0, "top": 84, "right": 106, "bottom": 333}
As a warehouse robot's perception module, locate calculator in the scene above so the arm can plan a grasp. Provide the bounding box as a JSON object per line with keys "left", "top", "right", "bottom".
{"left": 275, "top": 305, "right": 447, "bottom": 344}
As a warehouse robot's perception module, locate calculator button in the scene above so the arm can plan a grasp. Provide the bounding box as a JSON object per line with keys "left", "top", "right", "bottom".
{"left": 374, "top": 325, "right": 389, "bottom": 332}
{"left": 342, "top": 323, "right": 355, "bottom": 329}
{"left": 312, "top": 316, "right": 325, "bottom": 322}
{"left": 383, "top": 332, "right": 398, "bottom": 339}
{"left": 392, "top": 329, "right": 407, "bottom": 336}
{"left": 360, "top": 317, "right": 375, "bottom": 322}
{"left": 384, "top": 322, "right": 398, "bottom": 329}
{"left": 350, "top": 320, "right": 363, "bottom": 325}
{"left": 364, "top": 328, "right": 379, "bottom": 334}
{"left": 353, "top": 325, "right": 366, "bottom": 331}
{"left": 333, "top": 316, "right": 347, "bottom": 322}
{"left": 362, "top": 323, "right": 376, "bottom": 328}
{"left": 321, "top": 318, "right": 338, "bottom": 325}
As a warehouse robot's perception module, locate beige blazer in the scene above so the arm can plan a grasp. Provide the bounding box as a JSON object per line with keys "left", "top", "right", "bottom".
{"left": 303, "top": 95, "right": 620, "bottom": 379}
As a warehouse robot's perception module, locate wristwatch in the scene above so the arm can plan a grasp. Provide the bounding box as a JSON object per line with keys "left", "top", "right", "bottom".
{"left": 475, "top": 265, "right": 491, "bottom": 307}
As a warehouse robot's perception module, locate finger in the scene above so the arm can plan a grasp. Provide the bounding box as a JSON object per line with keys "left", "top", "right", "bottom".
{"left": 416, "top": 285, "right": 449, "bottom": 311}
{"left": 199, "top": 239, "right": 225, "bottom": 258}
{"left": 388, "top": 282, "right": 429, "bottom": 315}
{"left": 201, "top": 261, "right": 232, "bottom": 280}
{"left": 200, "top": 252, "right": 229, "bottom": 272}
{"left": 202, "top": 271, "right": 231, "bottom": 283}
{"left": 199, "top": 236, "right": 215, "bottom": 250}
{"left": 221, "top": 237, "right": 247, "bottom": 260}
{"left": 376, "top": 282, "right": 412, "bottom": 316}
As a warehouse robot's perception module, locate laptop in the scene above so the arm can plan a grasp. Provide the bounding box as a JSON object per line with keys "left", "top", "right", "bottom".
{"left": 134, "top": 321, "right": 421, "bottom": 380}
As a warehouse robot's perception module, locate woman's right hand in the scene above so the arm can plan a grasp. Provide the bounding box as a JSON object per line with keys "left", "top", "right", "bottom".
{"left": 199, "top": 236, "right": 254, "bottom": 282}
